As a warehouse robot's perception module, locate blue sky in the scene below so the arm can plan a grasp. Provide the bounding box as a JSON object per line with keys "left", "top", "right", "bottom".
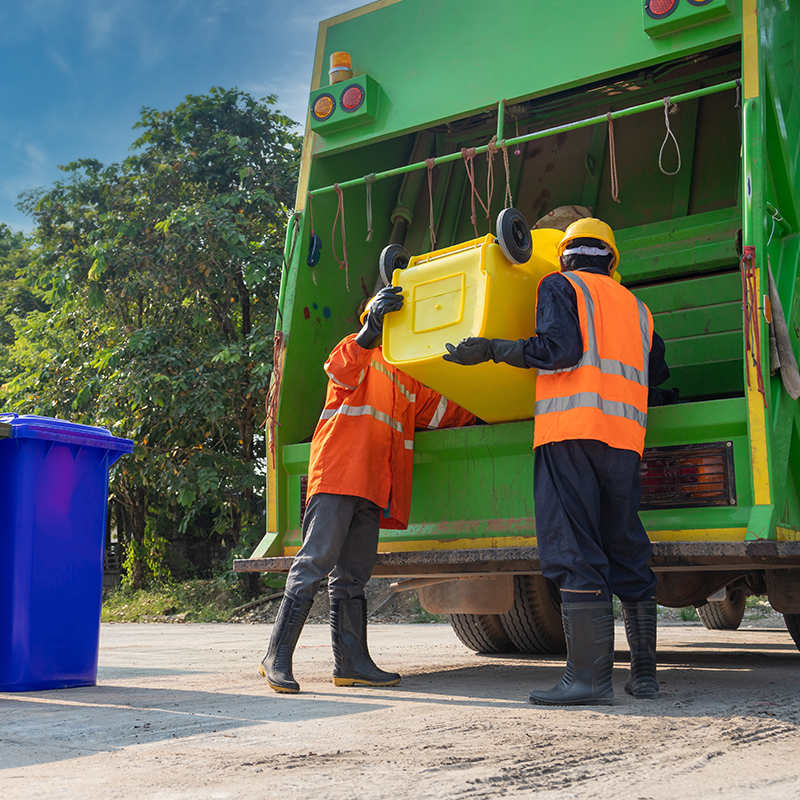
{"left": 0, "top": 0, "right": 356, "bottom": 232}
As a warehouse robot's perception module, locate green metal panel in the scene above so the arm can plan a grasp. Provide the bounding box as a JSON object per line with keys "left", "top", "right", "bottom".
{"left": 266, "top": 0, "right": 800, "bottom": 561}
{"left": 312, "top": 0, "right": 741, "bottom": 156}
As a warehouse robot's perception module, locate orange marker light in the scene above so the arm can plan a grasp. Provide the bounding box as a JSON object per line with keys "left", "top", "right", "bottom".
{"left": 329, "top": 51, "right": 353, "bottom": 85}
{"left": 311, "top": 93, "right": 335, "bottom": 121}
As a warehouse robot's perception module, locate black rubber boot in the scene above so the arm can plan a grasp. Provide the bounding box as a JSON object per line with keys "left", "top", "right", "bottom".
{"left": 259, "top": 591, "right": 313, "bottom": 693}
{"left": 528, "top": 602, "right": 615, "bottom": 706}
{"left": 622, "top": 600, "right": 658, "bottom": 699}
{"left": 330, "top": 597, "right": 401, "bottom": 687}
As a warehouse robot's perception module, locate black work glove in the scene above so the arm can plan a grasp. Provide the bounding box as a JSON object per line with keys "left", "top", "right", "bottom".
{"left": 443, "top": 337, "right": 527, "bottom": 368}
{"left": 355, "top": 285, "right": 404, "bottom": 348}
{"left": 648, "top": 386, "right": 681, "bottom": 406}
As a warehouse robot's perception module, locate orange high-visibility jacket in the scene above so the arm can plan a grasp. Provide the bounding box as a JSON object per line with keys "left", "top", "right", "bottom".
{"left": 533, "top": 271, "right": 654, "bottom": 456}
{"left": 307, "top": 334, "right": 477, "bottom": 529}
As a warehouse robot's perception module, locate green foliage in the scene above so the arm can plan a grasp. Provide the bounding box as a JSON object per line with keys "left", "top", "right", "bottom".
{"left": 101, "top": 578, "right": 259, "bottom": 623}
{"left": 3, "top": 88, "right": 301, "bottom": 586}
{"left": 680, "top": 606, "right": 700, "bottom": 622}
{"left": 121, "top": 528, "right": 172, "bottom": 588}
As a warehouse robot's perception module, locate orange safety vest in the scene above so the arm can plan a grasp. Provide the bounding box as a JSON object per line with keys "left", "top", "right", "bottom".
{"left": 307, "top": 334, "right": 477, "bottom": 529}
{"left": 533, "top": 271, "right": 653, "bottom": 456}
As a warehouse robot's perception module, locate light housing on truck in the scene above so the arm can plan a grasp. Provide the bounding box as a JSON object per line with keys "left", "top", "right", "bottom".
{"left": 639, "top": 442, "right": 736, "bottom": 509}
{"left": 308, "top": 74, "right": 379, "bottom": 135}
{"left": 643, "top": 0, "right": 732, "bottom": 37}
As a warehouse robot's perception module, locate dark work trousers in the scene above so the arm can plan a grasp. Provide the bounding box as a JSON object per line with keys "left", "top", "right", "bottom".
{"left": 533, "top": 439, "right": 657, "bottom": 604}
{"left": 284, "top": 492, "right": 381, "bottom": 602}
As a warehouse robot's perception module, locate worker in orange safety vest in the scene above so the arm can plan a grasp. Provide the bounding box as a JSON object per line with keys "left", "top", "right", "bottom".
{"left": 260, "top": 285, "right": 477, "bottom": 694}
{"left": 444, "top": 217, "right": 671, "bottom": 707}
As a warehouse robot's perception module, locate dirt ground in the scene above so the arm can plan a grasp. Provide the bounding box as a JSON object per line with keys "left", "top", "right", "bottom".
{"left": 3, "top": 619, "right": 800, "bottom": 800}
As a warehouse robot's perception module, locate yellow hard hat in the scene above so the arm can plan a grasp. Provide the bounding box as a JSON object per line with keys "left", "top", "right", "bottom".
{"left": 557, "top": 217, "right": 620, "bottom": 273}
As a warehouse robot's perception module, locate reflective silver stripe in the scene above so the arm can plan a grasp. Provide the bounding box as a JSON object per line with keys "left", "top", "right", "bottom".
{"left": 427, "top": 396, "right": 449, "bottom": 429}
{"left": 319, "top": 403, "right": 404, "bottom": 433}
{"left": 370, "top": 359, "right": 416, "bottom": 402}
{"left": 534, "top": 392, "right": 648, "bottom": 427}
{"left": 324, "top": 362, "right": 366, "bottom": 391}
{"left": 404, "top": 439, "right": 414, "bottom": 450}
{"left": 537, "top": 273, "right": 650, "bottom": 386}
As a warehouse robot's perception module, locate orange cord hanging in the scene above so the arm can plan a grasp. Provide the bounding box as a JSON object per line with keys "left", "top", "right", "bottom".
{"left": 331, "top": 183, "right": 350, "bottom": 291}
{"left": 462, "top": 147, "right": 490, "bottom": 238}
{"left": 426, "top": 157, "right": 437, "bottom": 250}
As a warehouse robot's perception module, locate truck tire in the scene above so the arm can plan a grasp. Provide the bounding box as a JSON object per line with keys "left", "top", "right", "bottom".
{"left": 449, "top": 614, "right": 518, "bottom": 654}
{"left": 500, "top": 575, "right": 566, "bottom": 654}
{"left": 696, "top": 588, "right": 746, "bottom": 630}
{"left": 784, "top": 614, "right": 800, "bottom": 652}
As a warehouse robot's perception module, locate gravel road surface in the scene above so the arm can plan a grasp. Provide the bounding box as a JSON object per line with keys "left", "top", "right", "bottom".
{"left": 3, "top": 621, "right": 800, "bottom": 800}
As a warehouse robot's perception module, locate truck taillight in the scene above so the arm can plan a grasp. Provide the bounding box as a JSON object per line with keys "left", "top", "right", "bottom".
{"left": 639, "top": 442, "right": 736, "bottom": 509}
{"left": 646, "top": 0, "right": 678, "bottom": 18}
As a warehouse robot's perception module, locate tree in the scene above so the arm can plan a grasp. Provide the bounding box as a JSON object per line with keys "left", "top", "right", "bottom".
{"left": 0, "top": 225, "right": 46, "bottom": 385}
{"left": 6, "top": 88, "right": 300, "bottom": 587}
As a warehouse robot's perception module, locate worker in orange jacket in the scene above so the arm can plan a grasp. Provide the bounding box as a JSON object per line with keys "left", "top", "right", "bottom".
{"left": 260, "top": 285, "right": 477, "bottom": 694}
{"left": 444, "top": 218, "right": 669, "bottom": 706}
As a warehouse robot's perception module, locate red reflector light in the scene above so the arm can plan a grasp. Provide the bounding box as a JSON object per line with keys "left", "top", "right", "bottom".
{"left": 311, "top": 93, "right": 335, "bottom": 121}
{"left": 646, "top": 0, "right": 678, "bottom": 18}
{"left": 340, "top": 84, "right": 365, "bottom": 112}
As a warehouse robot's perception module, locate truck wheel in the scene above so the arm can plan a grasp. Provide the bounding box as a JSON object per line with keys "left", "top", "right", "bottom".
{"left": 784, "top": 614, "right": 800, "bottom": 652}
{"left": 500, "top": 575, "right": 566, "bottom": 654}
{"left": 696, "top": 587, "right": 746, "bottom": 630}
{"left": 449, "top": 614, "right": 518, "bottom": 654}
{"left": 496, "top": 207, "right": 533, "bottom": 265}
{"left": 379, "top": 244, "right": 410, "bottom": 287}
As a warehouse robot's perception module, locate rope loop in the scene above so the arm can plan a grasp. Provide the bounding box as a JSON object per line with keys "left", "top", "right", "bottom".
{"left": 364, "top": 173, "right": 377, "bottom": 243}
{"left": 607, "top": 112, "right": 621, "bottom": 204}
{"left": 331, "top": 183, "right": 350, "bottom": 291}
{"left": 425, "top": 158, "right": 437, "bottom": 250}
{"left": 307, "top": 192, "right": 315, "bottom": 234}
{"left": 462, "top": 147, "right": 489, "bottom": 238}
{"left": 501, "top": 144, "right": 513, "bottom": 209}
{"left": 658, "top": 97, "right": 682, "bottom": 176}
{"left": 485, "top": 135, "right": 497, "bottom": 223}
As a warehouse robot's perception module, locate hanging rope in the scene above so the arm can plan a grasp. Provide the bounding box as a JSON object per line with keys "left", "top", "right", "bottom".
{"left": 285, "top": 213, "right": 300, "bottom": 268}
{"left": 364, "top": 173, "right": 376, "bottom": 242}
{"left": 425, "top": 157, "right": 437, "bottom": 250}
{"left": 486, "top": 135, "right": 497, "bottom": 222}
{"left": 307, "top": 192, "right": 316, "bottom": 237}
{"left": 607, "top": 113, "right": 621, "bottom": 203}
{"left": 331, "top": 183, "right": 350, "bottom": 291}
{"left": 265, "top": 330, "right": 286, "bottom": 467}
{"left": 740, "top": 245, "right": 766, "bottom": 405}
{"left": 501, "top": 144, "right": 513, "bottom": 208}
{"left": 462, "top": 147, "right": 490, "bottom": 238}
{"left": 735, "top": 78, "right": 742, "bottom": 142}
{"left": 658, "top": 98, "right": 682, "bottom": 176}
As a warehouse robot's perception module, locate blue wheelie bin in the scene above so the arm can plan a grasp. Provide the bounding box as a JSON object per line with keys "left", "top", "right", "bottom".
{"left": 0, "top": 414, "right": 133, "bottom": 691}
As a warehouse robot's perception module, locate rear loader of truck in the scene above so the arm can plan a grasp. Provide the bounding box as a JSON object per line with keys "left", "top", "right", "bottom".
{"left": 235, "top": 0, "right": 800, "bottom": 654}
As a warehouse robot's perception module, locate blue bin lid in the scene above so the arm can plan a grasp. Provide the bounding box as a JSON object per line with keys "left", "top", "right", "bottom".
{"left": 0, "top": 413, "right": 134, "bottom": 453}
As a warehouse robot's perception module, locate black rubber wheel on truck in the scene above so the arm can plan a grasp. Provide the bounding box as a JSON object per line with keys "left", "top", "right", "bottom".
{"left": 500, "top": 575, "right": 567, "bottom": 654}
{"left": 449, "top": 614, "right": 518, "bottom": 654}
{"left": 496, "top": 207, "right": 533, "bottom": 265}
{"left": 696, "top": 588, "right": 746, "bottom": 630}
{"left": 379, "top": 244, "right": 411, "bottom": 287}
{"left": 783, "top": 614, "right": 800, "bottom": 652}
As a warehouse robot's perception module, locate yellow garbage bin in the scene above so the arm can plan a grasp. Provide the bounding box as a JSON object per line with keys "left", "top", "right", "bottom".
{"left": 382, "top": 228, "right": 563, "bottom": 423}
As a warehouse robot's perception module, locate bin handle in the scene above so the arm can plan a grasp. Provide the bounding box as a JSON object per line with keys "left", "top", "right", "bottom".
{"left": 0, "top": 412, "right": 19, "bottom": 421}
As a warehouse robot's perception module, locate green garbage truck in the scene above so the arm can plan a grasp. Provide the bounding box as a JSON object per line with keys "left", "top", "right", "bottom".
{"left": 235, "top": 0, "right": 800, "bottom": 654}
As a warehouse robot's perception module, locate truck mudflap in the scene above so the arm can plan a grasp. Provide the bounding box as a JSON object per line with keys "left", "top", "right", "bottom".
{"left": 234, "top": 540, "right": 800, "bottom": 578}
